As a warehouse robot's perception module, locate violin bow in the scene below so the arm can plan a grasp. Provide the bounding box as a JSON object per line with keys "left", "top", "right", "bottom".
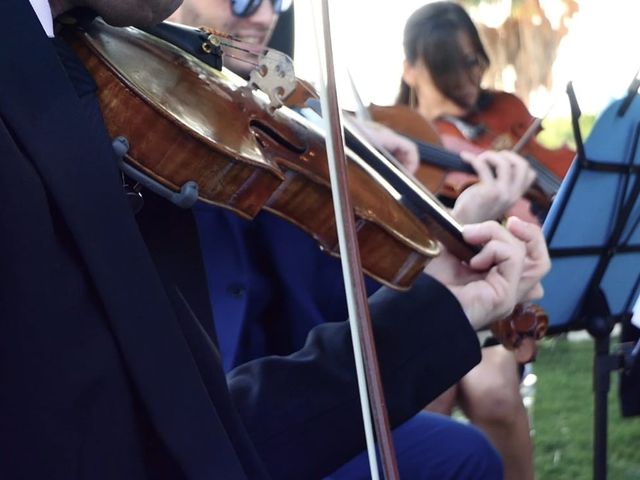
{"left": 511, "top": 94, "right": 559, "bottom": 154}
{"left": 511, "top": 116, "right": 543, "bottom": 154}
{"left": 347, "top": 69, "right": 373, "bottom": 122}
{"left": 311, "top": 1, "right": 400, "bottom": 478}
{"left": 346, "top": 72, "right": 410, "bottom": 174}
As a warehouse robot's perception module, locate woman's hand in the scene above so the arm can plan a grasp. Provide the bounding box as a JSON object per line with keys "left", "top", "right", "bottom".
{"left": 350, "top": 118, "right": 420, "bottom": 174}
{"left": 452, "top": 150, "right": 536, "bottom": 223}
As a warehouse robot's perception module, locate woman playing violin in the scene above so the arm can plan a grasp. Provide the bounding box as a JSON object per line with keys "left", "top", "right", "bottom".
{"left": 398, "top": 3, "right": 549, "bottom": 480}
{"left": 399, "top": 0, "right": 573, "bottom": 193}
{"left": 394, "top": 1, "right": 542, "bottom": 224}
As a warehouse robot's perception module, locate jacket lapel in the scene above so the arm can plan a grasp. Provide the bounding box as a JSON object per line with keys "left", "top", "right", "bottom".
{"left": 0, "top": 2, "right": 247, "bottom": 477}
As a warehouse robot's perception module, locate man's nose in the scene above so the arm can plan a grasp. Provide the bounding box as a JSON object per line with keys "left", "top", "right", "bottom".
{"left": 249, "top": 0, "right": 277, "bottom": 28}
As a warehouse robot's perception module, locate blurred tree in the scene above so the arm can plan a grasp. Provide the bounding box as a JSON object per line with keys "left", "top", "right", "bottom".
{"left": 462, "top": 0, "right": 578, "bottom": 106}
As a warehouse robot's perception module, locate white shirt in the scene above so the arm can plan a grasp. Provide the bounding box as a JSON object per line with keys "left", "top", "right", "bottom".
{"left": 28, "top": 0, "right": 54, "bottom": 38}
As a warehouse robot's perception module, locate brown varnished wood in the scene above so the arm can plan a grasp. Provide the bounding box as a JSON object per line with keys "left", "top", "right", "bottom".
{"left": 65, "top": 22, "right": 286, "bottom": 219}
{"left": 64, "top": 19, "right": 440, "bottom": 290}
{"left": 490, "top": 304, "right": 549, "bottom": 363}
{"left": 434, "top": 90, "right": 574, "bottom": 179}
{"left": 63, "top": 18, "right": 547, "bottom": 356}
{"left": 252, "top": 110, "right": 441, "bottom": 289}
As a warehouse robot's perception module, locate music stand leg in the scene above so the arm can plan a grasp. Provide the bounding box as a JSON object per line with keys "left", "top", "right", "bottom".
{"left": 588, "top": 315, "right": 618, "bottom": 480}
{"left": 593, "top": 334, "right": 610, "bottom": 480}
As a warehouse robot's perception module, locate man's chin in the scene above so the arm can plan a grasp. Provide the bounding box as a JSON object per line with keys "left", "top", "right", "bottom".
{"left": 104, "top": 0, "right": 183, "bottom": 27}
{"left": 223, "top": 56, "right": 253, "bottom": 79}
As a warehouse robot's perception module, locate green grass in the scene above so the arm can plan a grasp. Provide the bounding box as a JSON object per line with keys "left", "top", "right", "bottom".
{"left": 537, "top": 115, "right": 597, "bottom": 151}
{"left": 533, "top": 336, "right": 640, "bottom": 479}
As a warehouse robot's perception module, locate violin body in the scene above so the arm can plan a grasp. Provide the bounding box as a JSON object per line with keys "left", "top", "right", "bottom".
{"left": 64, "top": 19, "right": 440, "bottom": 291}
{"left": 66, "top": 20, "right": 285, "bottom": 219}
{"left": 435, "top": 90, "right": 575, "bottom": 179}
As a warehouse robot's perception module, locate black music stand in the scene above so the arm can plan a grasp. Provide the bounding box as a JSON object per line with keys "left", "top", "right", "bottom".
{"left": 539, "top": 80, "right": 640, "bottom": 480}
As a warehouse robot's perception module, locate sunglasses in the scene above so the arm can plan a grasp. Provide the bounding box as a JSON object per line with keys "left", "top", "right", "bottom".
{"left": 231, "top": 0, "right": 293, "bottom": 18}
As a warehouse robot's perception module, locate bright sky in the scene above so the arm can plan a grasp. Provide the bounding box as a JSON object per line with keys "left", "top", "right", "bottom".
{"left": 551, "top": 0, "right": 640, "bottom": 115}
{"left": 293, "top": 0, "right": 640, "bottom": 118}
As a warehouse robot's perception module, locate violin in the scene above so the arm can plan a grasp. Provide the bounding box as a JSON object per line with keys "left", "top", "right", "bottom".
{"left": 63, "top": 17, "right": 544, "bottom": 361}
{"left": 367, "top": 103, "right": 555, "bottom": 215}
{"left": 61, "top": 17, "right": 468, "bottom": 291}
{"left": 59, "top": 16, "right": 553, "bottom": 479}
{"left": 434, "top": 90, "right": 575, "bottom": 179}
{"left": 363, "top": 104, "right": 549, "bottom": 361}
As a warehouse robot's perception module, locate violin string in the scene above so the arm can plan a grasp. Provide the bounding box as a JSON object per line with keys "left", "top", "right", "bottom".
{"left": 528, "top": 161, "right": 558, "bottom": 193}
{"left": 341, "top": 115, "right": 472, "bottom": 259}
{"left": 528, "top": 156, "right": 562, "bottom": 194}
{"left": 222, "top": 51, "right": 260, "bottom": 68}
{"left": 202, "top": 29, "right": 267, "bottom": 69}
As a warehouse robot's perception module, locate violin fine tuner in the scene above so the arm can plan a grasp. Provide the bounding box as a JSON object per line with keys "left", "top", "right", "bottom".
{"left": 199, "top": 29, "right": 299, "bottom": 109}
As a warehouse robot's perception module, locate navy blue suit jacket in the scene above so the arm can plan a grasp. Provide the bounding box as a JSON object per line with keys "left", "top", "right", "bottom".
{"left": 0, "top": 3, "right": 481, "bottom": 479}
{"left": 195, "top": 206, "right": 382, "bottom": 370}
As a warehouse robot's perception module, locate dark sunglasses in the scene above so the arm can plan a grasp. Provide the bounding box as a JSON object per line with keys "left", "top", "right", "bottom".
{"left": 231, "top": 0, "right": 293, "bottom": 18}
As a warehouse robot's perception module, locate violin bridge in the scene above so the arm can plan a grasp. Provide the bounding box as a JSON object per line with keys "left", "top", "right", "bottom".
{"left": 200, "top": 28, "right": 299, "bottom": 110}
{"left": 248, "top": 49, "right": 298, "bottom": 109}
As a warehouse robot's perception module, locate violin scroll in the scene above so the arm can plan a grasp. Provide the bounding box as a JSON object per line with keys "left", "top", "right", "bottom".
{"left": 490, "top": 304, "right": 549, "bottom": 363}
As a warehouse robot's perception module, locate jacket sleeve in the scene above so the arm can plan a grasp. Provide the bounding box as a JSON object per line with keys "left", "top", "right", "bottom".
{"left": 226, "top": 273, "right": 481, "bottom": 479}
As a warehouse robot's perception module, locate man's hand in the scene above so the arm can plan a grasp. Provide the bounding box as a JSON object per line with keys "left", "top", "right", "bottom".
{"left": 424, "top": 220, "right": 527, "bottom": 330}
{"left": 505, "top": 216, "right": 551, "bottom": 302}
{"left": 452, "top": 150, "right": 536, "bottom": 223}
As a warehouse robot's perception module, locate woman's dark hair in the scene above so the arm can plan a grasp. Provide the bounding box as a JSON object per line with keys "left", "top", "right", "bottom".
{"left": 397, "top": 1, "right": 489, "bottom": 106}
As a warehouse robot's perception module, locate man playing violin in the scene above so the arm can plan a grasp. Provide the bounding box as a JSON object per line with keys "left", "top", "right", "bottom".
{"left": 0, "top": 0, "right": 549, "bottom": 479}
{"left": 170, "top": 1, "right": 505, "bottom": 478}
{"left": 170, "top": 1, "right": 543, "bottom": 479}
{"left": 398, "top": 3, "right": 570, "bottom": 479}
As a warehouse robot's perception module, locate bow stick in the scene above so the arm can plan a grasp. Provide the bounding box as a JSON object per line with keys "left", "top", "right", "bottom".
{"left": 311, "top": 1, "right": 400, "bottom": 479}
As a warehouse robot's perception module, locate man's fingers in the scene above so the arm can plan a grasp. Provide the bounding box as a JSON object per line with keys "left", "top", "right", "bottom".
{"left": 524, "top": 283, "right": 545, "bottom": 301}
{"left": 505, "top": 215, "right": 539, "bottom": 242}
{"left": 505, "top": 217, "right": 551, "bottom": 273}
{"left": 463, "top": 220, "right": 514, "bottom": 246}
{"left": 467, "top": 237, "right": 524, "bottom": 276}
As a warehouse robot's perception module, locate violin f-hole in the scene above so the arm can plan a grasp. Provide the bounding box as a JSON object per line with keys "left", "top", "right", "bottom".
{"left": 250, "top": 119, "right": 307, "bottom": 155}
